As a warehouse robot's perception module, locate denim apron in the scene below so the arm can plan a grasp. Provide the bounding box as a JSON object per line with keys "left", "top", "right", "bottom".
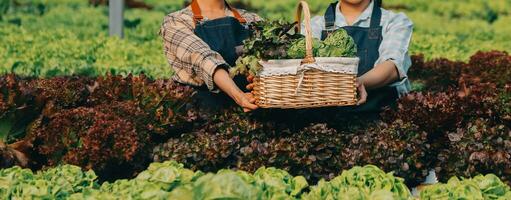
{"left": 321, "top": 0, "right": 398, "bottom": 113}
{"left": 189, "top": 0, "right": 251, "bottom": 110}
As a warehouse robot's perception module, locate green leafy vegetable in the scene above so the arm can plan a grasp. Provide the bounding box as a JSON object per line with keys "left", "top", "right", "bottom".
{"left": 0, "top": 165, "right": 98, "bottom": 200}
{"left": 135, "top": 161, "right": 203, "bottom": 191}
{"left": 287, "top": 37, "right": 322, "bottom": 58}
{"left": 2, "top": 161, "right": 511, "bottom": 200}
{"left": 303, "top": 165, "right": 412, "bottom": 200}
{"left": 192, "top": 171, "right": 262, "bottom": 200}
{"left": 420, "top": 174, "right": 511, "bottom": 200}
{"left": 253, "top": 167, "right": 308, "bottom": 199}
{"left": 232, "top": 21, "right": 358, "bottom": 77}
{"left": 319, "top": 29, "right": 357, "bottom": 57}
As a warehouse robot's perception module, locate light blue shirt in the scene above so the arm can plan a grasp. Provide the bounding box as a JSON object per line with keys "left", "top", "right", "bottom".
{"left": 303, "top": 1, "right": 413, "bottom": 96}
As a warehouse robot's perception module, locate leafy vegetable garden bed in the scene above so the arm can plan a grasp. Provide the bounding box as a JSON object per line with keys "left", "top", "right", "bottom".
{"left": 1, "top": 0, "right": 511, "bottom": 199}
{"left": 1, "top": 51, "right": 510, "bottom": 199}
{"left": 1, "top": 0, "right": 510, "bottom": 78}
{"left": 3, "top": 161, "right": 510, "bottom": 199}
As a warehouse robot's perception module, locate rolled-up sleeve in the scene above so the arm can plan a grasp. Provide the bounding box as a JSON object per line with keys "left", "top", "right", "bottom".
{"left": 378, "top": 13, "right": 413, "bottom": 81}
{"left": 160, "top": 13, "right": 227, "bottom": 91}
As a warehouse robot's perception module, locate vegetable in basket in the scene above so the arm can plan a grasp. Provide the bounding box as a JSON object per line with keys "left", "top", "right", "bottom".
{"left": 231, "top": 23, "right": 358, "bottom": 77}
{"left": 319, "top": 29, "right": 358, "bottom": 57}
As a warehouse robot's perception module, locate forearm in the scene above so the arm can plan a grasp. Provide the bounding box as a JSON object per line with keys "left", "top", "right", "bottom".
{"left": 161, "top": 15, "right": 227, "bottom": 90}
{"left": 213, "top": 67, "right": 244, "bottom": 101}
{"left": 359, "top": 60, "right": 399, "bottom": 90}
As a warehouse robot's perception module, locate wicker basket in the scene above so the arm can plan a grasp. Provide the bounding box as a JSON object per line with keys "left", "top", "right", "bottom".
{"left": 252, "top": 1, "right": 358, "bottom": 109}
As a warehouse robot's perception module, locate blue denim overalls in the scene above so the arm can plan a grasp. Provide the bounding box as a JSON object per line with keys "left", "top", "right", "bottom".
{"left": 189, "top": 0, "right": 251, "bottom": 110}
{"left": 322, "top": 0, "right": 398, "bottom": 112}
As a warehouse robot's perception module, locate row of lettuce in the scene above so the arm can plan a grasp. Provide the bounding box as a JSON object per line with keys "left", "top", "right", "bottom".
{"left": 154, "top": 50, "right": 511, "bottom": 187}
{"left": 0, "top": 51, "right": 510, "bottom": 188}
{"left": 1, "top": 161, "right": 510, "bottom": 200}
{"left": 0, "top": 0, "right": 510, "bottom": 78}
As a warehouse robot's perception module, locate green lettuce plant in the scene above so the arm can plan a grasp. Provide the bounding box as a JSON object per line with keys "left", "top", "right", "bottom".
{"left": 0, "top": 165, "right": 98, "bottom": 200}
{"left": 303, "top": 165, "right": 412, "bottom": 200}
{"left": 420, "top": 174, "right": 511, "bottom": 200}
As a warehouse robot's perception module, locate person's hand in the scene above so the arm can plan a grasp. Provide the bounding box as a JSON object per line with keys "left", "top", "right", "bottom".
{"left": 356, "top": 78, "right": 368, "bottom": 105}
{"left": 246, "top": 74, "right": 255, "bottom": 91}
{"left": 235, "top": 92, "right": 258, "bottom": 112}
{"left": 212, "top": 68, "right": 258, "bottom": 112}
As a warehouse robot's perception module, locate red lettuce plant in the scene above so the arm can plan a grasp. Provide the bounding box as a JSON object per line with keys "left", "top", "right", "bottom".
{"left": 87, "top": 74, "right": 196, "bottom": 135}
{"left": 32, "top": 104, "right": 148, "bottom": 172}
{"left": 152, "top": 110, "right": 265, "bottom": 172}
{"left": 28, "top": 76, "right": 90, "bottom": 115}
{"left": 436, "top": 118, "right": 511, "bottom": 185}
{"left": 409, "top": 51, "right": 511, "bottom": 91}
{"left": 239, "top": 123, "right": 344, "bottom": 182}
{"left": 153, "top": 111, "right": 432, "bottom": 186}
{"left": 382, "top": 82, "right": 509, "bottom": 137}
{"left": 0, "top": 140, "right": 30, "bottom": 169}
{"left": 463, "top": 51, "right": 511, "bottom": 87}
{"left": 409, "top": 54, "right": 464, "bottom": 91}
{"left": 340, "top": 120, "right": 432, "bottom": 186}
{"left": 381, "top": 90, "right": 462, "bottom": 137}
{"left": 0, "top": 74, "right": 196, "bottom": 180}
{"left": 498, "top": 85, "right": 511, "bottom": 126}
{"left": 1, "top": 75, "right": 93, "bottom": 143}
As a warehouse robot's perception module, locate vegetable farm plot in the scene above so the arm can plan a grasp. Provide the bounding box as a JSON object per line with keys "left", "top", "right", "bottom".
{"left": 1, "top": 52, "right": 510, "bottom": 199}
{"left": 1, "top": 0, "right": 511, "bottom": 200}
{"left": 1, "top": 0, "right": 510, "bottom": 78}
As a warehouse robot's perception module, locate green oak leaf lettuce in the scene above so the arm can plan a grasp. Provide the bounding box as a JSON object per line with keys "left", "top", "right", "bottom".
{"left": 192, "top": 171, "right": 262, "bottom": 200}
{"left": 135, "top": 161, "right": 203, "bottom": 191}
{"left": 319, "top": 29, "right": 357, "bottom": 57}
{"left": 253, "top": 166, "right": 308, "bottom": 198}
{"left": 287, "top": 37, "right": 322, "bottom": 58}
{"left": 303, "top": 165, "right": 412, "bottom": 200}
{"left": 0, "top": 165, "right": 99, "bottom": 200}
{"left": 420, "top": 174, "right": 511, "bottom": 200}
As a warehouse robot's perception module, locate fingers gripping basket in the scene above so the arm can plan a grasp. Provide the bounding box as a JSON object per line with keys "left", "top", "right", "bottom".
{"left": 253, "top": 1, "right": 359, "bottom": 109}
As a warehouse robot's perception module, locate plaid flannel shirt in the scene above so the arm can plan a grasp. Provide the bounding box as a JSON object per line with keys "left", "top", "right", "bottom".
{"left": 159, "top": 7, "right": 261, "bottom": 91}
{"left": 305, "top": 1, "right": 414, "bottom": 96}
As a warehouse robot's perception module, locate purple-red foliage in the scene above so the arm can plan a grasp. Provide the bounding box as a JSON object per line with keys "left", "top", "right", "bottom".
{"left": 129, "top": 77, "right": 196, "bottom": 134}
{"left": 436, "top": 118, "right": 511, "bottom": 185}
{"left": 409, "top": 51, "right": 511, "bottom": 91}
{"left": 0, "top": 74, "right": 196, "bottom": 179}
{"left": 382, "top": 82, "right": 509, "bottom": 136}
{"left": 240, "top": 123, "right": 344, "bottom": 182}
{"left": 86, "top": 75, "right": 131, "bottom": 105}
{"left": 0, "top": 74, "right": 28, "bottom": 116}
{"left": 86, "top": 74, "right": 196, "bottom": 135}
{"left": 382, "top": 82, "right": 511, "bottom": 185}
{"left": 409, "top": 54, "right": 464, "bottom": 91}
{"left": 340, "top": 120, "right": 432, "bottom": 186}
{"left": 2, "top": 51, "right": 510, "bottom": 184}
{"left": 33, "top": 105, "right": 147, "bottom": 172}
{"left": 381, "top": 90, "right": 462, "bottom": 136}
{"left": 153, "top": 111, "right": 432, "bottom": 186}
{"left": 498, "top": 85, "right": 511, "bottom": 126}
{"left": 463, "top": 51, "right": 511, "bottom": 86}
{"left": 28, "top": 77, "right": 91, "bottom": 116}
{"left": 0, "top": 75, "right": 92, "bottom": 116}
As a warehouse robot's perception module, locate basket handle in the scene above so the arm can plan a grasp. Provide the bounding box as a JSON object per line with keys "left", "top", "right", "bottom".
{"left": 295, "top": 1, "right": 315, "bottom": 64}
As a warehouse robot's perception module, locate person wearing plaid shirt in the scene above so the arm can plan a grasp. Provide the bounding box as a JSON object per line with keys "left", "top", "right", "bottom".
{"left": 305, "top": 0, "right": 413, "bottom": 112}
{"left": 160, "top": 0, "right": 261, "bottom": 112}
